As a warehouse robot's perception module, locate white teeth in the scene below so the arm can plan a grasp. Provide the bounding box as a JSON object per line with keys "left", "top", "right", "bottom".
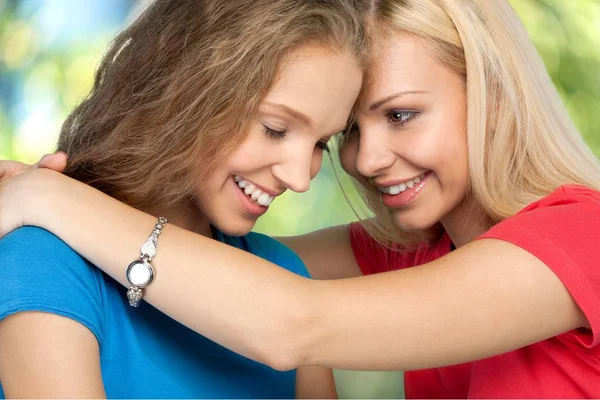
{"left": 251, "top": 189, "right": 263, "bottom": 201}
{"left": 377, "top": 174, "right": 427, "bottom": 196}
{"left": 235, "top": 177, "right": 276, "bottom": 207}
{"left": 244, "top": 183, "right": 255, "bottom": 195}
{"left": 257, "top": 193, "right": 271, "bottom": 206}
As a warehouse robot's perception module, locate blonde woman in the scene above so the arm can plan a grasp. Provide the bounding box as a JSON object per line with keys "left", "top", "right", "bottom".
{"left": 0, "top": 0, "right": 367, "bottom": 397}
{"left": 2, "top": 0, "right": 600, "bottom": 397}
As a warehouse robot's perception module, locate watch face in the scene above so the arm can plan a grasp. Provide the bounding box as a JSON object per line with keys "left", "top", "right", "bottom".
{"left": 126, "top": 260, "right": 154, "bottom": 288}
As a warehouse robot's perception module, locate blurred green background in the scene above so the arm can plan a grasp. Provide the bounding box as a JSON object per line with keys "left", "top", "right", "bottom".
{"left": 1, "top": 0, "right": 599, "bottom": 398}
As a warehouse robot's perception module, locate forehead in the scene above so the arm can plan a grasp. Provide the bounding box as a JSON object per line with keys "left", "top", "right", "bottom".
{"left": 360, "top": 31, "right": 446, "bottom": 104}
{"left": 264, "top": 45, "right": 363, "bottom": 129}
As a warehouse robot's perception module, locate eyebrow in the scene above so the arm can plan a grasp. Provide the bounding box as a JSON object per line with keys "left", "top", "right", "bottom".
{"left": 369, "top": 90, "right": 429, "bottom": 111}
{"left": 263, "top": 102, "right": 312, "bottom": 126}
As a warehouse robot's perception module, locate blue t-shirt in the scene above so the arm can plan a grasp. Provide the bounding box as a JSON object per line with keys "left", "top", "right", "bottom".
{"left": 0, "top": 227, "right": 309, "bottom": 398}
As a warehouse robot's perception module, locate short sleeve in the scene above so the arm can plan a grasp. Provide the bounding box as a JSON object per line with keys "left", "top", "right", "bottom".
{"left": 0, "top": 227, "right": 105, "bottom": 345}
{"left": 477, "top": 185, "right": 600, "bottom": 347}
{"left": 244, "top": 232, "right": 310, "bottom": 278}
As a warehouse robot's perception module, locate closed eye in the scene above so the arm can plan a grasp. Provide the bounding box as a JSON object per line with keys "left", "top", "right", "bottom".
{"left": 264, "top": 125, "right": 287, "bottom": 139}
{"left": 316, "top": 141, "right": 330, "bottom": 153}
{"left": 265, "top": 125, "right": 330, "bottom": 152}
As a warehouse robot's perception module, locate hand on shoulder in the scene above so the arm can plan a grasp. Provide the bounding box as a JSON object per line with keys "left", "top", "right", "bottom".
{"left": 0, "top": 168, "right": 67, "bottom": 238}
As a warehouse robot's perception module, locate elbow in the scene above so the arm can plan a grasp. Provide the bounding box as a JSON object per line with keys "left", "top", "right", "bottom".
{"left": 262, "top": 348, "right": 304, "bottom": 372}
{"left": 257, "top": 296, "right": 319, "bottom": 372}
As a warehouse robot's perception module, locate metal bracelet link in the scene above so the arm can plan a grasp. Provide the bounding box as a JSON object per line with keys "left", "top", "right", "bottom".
{"left": 140, "top": 216, "right": 168, "bottom": 262}
{"left": 126, "top": 216, "right": 168, "bottom": 307}
{"left": 127, "top": 286, "right": 143, "bottom": 307}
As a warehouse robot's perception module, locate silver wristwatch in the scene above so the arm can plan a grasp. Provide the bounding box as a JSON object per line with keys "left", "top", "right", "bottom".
{"left": 126, "top": 216, "right": 168, "bottom": 307}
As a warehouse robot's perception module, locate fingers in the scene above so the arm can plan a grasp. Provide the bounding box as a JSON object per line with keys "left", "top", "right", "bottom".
{"left": 0, "top": 160, "right": 31, "bottom": 181}
{"left": 38, "top": 152, "right": 68, "bottom": 172}
{"left": 0, "top": 151, "right": 68, "bottom": 181}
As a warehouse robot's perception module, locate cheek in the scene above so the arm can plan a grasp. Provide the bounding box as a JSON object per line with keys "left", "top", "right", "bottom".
{"left": 310, "top": 151, "right": 324, "bottom": 179}
{"left": 426, "top": 113, "right": 469, "bottom": 191}
{"left": 191, "top": 175, "right": 218, "bottom": 214}
{"left": 339, "top": 139, "right": 359, "bottom": 178}
{"left": 441, "top": 110, "right": 468, "bottom": 174}
{"left": 338, "top": 139, "right": 372, "bottom": 189}
{"left": 414, "top": 111, "right": 466, "bottom": 169}
{"left": 453, "top": 134, "right": 470, "bottom": 190}
{"left": 442, "top": 95, "right": 469, "bottom": 183}
{"left": 227, "top": 134, "right": 274, "bottom": 171}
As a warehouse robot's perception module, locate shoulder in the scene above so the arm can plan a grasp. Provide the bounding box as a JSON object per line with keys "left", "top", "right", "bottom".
{"left": 521, "top": 184, "right": 600, "bottom": 212}
{"left": 481, "top": 185, "right": 600, "bottom": 243}
{"left": 0, "top": 227, "right": 106, "bottom": 344}
{"left": 1, "top": 226, "right": 86, "bottom": 263}
{"left": 0, "top": 226, "right": 99, "bottom": 281}
{"left": 243, "top": 232, "right": 309, "bottom": 278}
{"left": 478, "top": 185, "right": 600, "bottom": 347}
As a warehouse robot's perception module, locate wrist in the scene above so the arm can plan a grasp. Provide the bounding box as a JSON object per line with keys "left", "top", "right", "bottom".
{"left": 23, "top": 169, "right": 67, "bottom": 230}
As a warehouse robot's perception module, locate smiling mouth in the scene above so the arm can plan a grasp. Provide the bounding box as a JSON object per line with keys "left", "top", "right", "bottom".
{"left": 376, "top": 172, "right": 429, "bottom": 195}
{"left": 234, "top": 176, "right": 275, "bottom": 207}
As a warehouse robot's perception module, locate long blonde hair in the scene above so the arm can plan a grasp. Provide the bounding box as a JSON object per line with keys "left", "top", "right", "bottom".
{"left": 356, "top": 0, "right": 600, "bottom": 246}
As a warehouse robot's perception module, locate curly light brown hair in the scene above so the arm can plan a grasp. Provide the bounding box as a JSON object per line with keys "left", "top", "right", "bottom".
{"left": 58, "top": 0, "right": 370, "bottom": 211}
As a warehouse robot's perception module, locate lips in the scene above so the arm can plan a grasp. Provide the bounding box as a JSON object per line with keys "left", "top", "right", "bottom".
{"left": 234, "top": 175, "right": 275, "bottom": 207}
{"left": 377, "top": 171, "right": 432, "bottom": 208}
{"left": 377, "top": 173, "right": 427, "bottom": 195}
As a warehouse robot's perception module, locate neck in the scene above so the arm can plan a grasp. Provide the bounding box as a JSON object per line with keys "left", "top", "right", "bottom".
{"left": 440, "top": 195, "right": 491, "bottom": 249}
{"left": 148, "top": 199, "right": 212, "bottom": 238}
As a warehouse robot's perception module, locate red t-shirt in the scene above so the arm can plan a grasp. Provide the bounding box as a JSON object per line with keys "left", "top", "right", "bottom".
{"left": 349, "top": 185, "right": 600, "bottom": 398}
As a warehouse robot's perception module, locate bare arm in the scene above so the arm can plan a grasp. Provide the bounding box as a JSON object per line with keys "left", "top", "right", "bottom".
{"left": 278, "top": 225, "right": 362, "bottom": 280}
{"left": 282, "top": 226, "right": 357, "bottom": 399}
{"left": 2, "top": 169, "right": 588, "bottom": 371}
{"left": 296, "top": 366, "right": 337, "bottom": 399}
{"left": 0, "top": 312, "right": 105, "bottom": 398}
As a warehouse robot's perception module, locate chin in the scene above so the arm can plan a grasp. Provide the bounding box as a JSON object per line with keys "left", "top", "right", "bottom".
{"left": 211, "top": 217, "right": 255, "bottom": 237}
{"left": 391, "top": 210, "right": 439, "bottom": 234}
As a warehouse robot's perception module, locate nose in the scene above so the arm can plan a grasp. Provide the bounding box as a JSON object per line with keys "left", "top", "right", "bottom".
{"left": 272, "top": 146, "right": 318, "bottom": 193}
{"left": 355, "top": 129, "right": 396, "bottom": 178}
